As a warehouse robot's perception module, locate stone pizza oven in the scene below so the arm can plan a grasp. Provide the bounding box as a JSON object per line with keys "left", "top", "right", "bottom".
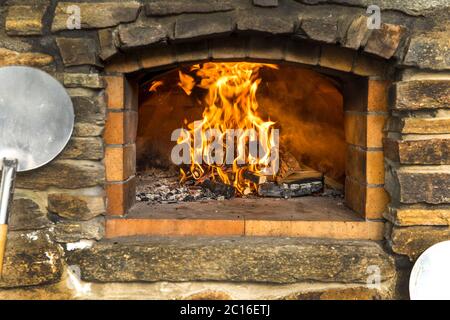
{"left": 0, "top": 0, "right": 449, "bottom": 300}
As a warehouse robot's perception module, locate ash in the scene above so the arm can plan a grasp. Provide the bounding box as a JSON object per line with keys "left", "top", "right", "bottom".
{"left": 136, "top": 168, "right": 226, "bottom": 205}
{"left": 136, "top": 168, "right": 344, "bottom": 205}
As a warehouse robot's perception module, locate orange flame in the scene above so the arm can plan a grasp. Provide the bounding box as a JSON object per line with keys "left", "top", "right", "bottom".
{"left": 178, "top": 71, "right": 195, "bottom": 96}
{"left": 149, "top": 80, "right": 163, "bottom": 92}
{"left": 178, "top": 62, "right": 279, "bottom": 195}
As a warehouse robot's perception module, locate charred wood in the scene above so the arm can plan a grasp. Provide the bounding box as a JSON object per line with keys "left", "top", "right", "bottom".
{"left": 258, "top": 181, "right": 323, "bottom": 198}
{"left": 201, "top": 179, "right": 235, "bottom": 199}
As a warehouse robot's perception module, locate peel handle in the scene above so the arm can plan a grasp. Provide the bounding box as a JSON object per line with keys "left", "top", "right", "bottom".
{"left": 0, "top": 224, "right": 7, "bottom": 277}
{"left": 0, "top": 159, "right": 18, "bottom": 277}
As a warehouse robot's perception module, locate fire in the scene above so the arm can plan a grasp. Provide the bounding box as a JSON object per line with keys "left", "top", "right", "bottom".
{"left": 177, "top": 71, "right": 195, "bottom": 95}
{"left": 149, "top": 80, "right": 163, "bottom": 92}
{"left": 175, "top": 62, "right": 279, "bottom": 195}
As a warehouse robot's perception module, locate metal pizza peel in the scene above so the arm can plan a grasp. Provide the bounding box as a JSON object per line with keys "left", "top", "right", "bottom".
{"left": 410, "top": 240, "right": 450, "bottom": 300}
{"left": 0, "top": 66, "right": 74, "bottom": 276}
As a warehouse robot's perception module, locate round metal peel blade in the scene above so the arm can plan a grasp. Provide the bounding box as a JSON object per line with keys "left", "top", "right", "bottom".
{"left": 410, "top": 240, "right": 450, "bottom": 300}
{"left": 0, "top": 66, "right": 74, "bottom": 172}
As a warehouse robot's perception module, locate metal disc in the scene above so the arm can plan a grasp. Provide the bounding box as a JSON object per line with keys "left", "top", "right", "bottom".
{"left": 409, "top": 240, "right": 450, "bottom": 300}
{"left": 0, "top": 66, "right": 74, "bottom": 172}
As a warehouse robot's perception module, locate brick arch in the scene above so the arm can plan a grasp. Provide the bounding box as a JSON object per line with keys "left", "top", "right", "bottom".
{"left": 103, "top": 36, "right": 390, "bottom": 235}
{"left": 103, "top": 36, "right": 389, "bottom": 78}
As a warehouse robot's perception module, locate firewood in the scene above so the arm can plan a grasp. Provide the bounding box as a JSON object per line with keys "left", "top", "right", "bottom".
{"left": 243, "top": 170, "right": 267, "bottom": 185}
{"left": 192, "top": 166, "right": 232, "bottom": 185}
{"left": 278, "top": 165, "right": 323, "bottom": 184}
{"left": 276, "top": 149, "right": 302, "bottom": 181}
{"left": 258, "top": 181, "right": 323, "bottom": 198}
{"left": 201, "top": 179, "right": 235, "bottom": 199}
{"left": 276, "top": 149, "right": 323, "bottom": 184}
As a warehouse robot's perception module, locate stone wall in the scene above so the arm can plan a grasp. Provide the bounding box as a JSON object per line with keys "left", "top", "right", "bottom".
{"left": 0, "top": 0, "right": 448, "bottom": 299}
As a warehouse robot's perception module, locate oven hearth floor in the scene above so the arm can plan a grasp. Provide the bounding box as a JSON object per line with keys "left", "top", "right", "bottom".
{"left": 106, "top": 197, "right": 384, "bottom": 240}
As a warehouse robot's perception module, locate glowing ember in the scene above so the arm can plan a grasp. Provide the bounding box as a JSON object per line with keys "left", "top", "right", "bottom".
{"left": 174, "top": 62, "right": 280, "bottom": 195}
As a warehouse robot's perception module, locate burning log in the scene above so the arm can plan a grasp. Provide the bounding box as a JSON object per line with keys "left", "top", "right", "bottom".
{"left": 201, "top": 179, "right": 235, "bottom": 199}
{"left": 243, "top": 170, "right": 267, "bottom": 185}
